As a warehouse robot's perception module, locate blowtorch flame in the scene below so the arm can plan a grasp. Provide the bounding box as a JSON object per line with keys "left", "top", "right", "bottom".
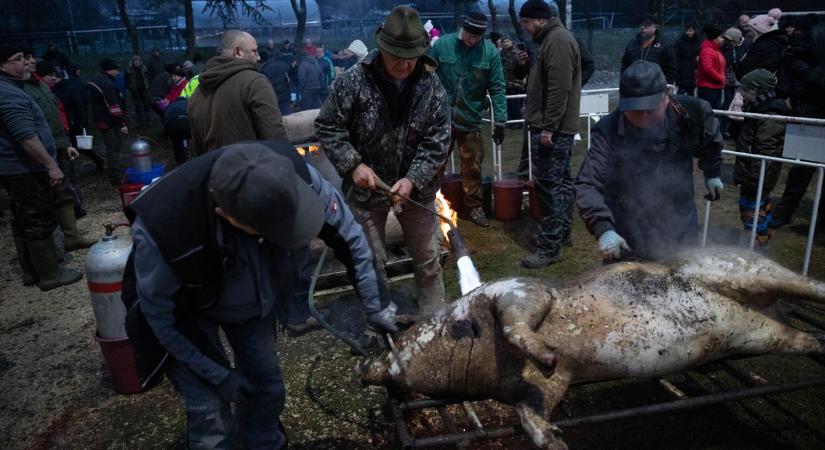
{"left": 435, "top": 190, "right": 458, "bottom": 244}
{"left": 295, "top": 145, "right": 320, "bottom": 157}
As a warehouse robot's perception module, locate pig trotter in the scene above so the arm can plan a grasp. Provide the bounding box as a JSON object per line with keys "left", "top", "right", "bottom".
{"left": 517, "top": 403, "right": 567, "bottom": 450}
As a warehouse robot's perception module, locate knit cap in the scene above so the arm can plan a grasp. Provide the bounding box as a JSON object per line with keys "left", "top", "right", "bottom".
{"left": 519, "top": 0, "right": 555, "bottom": 19}
{"left": 748, "top": 15, "right": 777, "bottom": 35}
{"left": 740, "top": 68, "right": 777, "bottom": 94}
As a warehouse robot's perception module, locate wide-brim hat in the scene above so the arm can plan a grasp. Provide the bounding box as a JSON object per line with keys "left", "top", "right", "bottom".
{"left": 375, "top": 6, "right": 429, "bottom": 59}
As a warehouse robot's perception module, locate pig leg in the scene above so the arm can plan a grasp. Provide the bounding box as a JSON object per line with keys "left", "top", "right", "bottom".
{"left": 493, "top": 281, "right": 558, "bottom": 375}
{"left": 515, "top": 365, "right": 572, "bottom": 450}
{"left": 673, "top": 249, "right": 825, "bottom": 306}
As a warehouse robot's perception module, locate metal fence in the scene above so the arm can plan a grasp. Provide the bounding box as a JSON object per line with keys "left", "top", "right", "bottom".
{"left": 485, "top": 90, "right": 825, "bottom": 275}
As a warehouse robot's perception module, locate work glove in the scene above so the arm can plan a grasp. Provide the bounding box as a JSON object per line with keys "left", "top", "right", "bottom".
{"left": 367, "top": 303, "right": 399, "bottom": 334}
{"left": 598, "top": 230, "right": 631, "bottom": 260}
{"left": 493, "top": 125, "right": 506, "bottom": 145}
{"left": 216, "top": 370, "right": 256, "bottom": 404}
{"left": 705, "top": 177, "right": 724, "bottom": 201}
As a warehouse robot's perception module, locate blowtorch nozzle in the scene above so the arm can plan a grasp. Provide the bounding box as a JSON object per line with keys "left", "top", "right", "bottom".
{"left": 373, "top": 176, "right": 456, "bottom": 226}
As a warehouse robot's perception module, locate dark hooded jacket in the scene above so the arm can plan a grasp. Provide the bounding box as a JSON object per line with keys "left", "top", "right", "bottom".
{"left": 675, "top": 32, "right": 700, "bottom": 90}
{"left": 621, "top": 31, "right": 677, "bottom": 83}
{"left": 736, "top": 30, "right": 790, "bottom": 80}
{"left": 734, "top": 95, "right": 790, "bottom": 196}
{"left": 261, "top": 56, "right": 292, "bottom": 105}
{"left": 87, "top": 72, "right": 125, "bottom": 129}
{"left": 187, "top": 56, "right": 285, "bottom": 155}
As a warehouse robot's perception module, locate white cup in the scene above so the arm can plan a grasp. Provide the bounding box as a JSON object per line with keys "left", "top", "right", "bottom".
{"left": 76, "top": 135, "right": 93, "bottom": 150}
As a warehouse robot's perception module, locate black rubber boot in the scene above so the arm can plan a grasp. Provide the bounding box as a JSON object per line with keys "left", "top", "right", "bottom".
{"left": 13, "top": 236, "right": 37, "bottom": 286}
{"left": 27, "top": 238, "right": 83, "bottom": 291}
{"left": 53, "top": 203, "right": 97, "bottom": 251}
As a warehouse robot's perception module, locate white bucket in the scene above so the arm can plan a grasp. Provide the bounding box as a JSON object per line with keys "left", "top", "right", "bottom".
{"left": 76, "top": 135, "right": 93, "bottom": 150}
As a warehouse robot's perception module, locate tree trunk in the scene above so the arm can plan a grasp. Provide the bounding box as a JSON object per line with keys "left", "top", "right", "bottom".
{"left": 508, "top": 0, "right": 525, "bottom": 42}
{"left": 290, "top": 0, "right": 306, "bottom": 54}
{"left": 488, "top": 0, "right": 497, "bottom": 33}
{"left": 454, "top": 0, "right": 461, "bottom": 33}
{"left": 184, "top": 0, "right": 195, "bottom": 59}
{"left": 117, "top": 0, "right": 141, "bottom": 56}
{"left": 584, "top": 0, "right": 594, "bottom": 51}
{"left": 565, "top": 0, "right": 573, "bottom": 30}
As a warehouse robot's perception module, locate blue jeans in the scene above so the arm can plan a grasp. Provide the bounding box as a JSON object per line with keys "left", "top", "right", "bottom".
{"left": 531, "top": 133, "right": 575, "bottom": 256}
{"left": 168, "top": 315, "right": 286, "bottom": 450}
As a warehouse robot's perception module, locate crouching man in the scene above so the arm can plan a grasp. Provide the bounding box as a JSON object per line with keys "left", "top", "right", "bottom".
{"left": 127, "top": 140, "right": 396, "bottom": 449}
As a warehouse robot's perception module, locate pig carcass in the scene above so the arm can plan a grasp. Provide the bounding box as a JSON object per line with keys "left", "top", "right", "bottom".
{"left": 361, "top": 248, "right": 825, "bottom": 449}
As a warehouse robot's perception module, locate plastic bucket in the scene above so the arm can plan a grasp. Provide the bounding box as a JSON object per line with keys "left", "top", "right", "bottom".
{"left": 76, "top": 135, "right": 93, "bottom": 150}
{"left": 440, "top": 172, "right": 465, "bottom": 218}
{"left": 493, "top": 179, "right": 526, "bottom": 221}
{"left": 118, "top": 183, "right": 144, "bottom": 210}
{"left": 528, "top": 180, "right": 541, "bottom": 220}
{"left": 96, "top": 333, "right": 142, "bottom": 394}
{"left": 126, "top": 163, "right": 164, "bottom": 185}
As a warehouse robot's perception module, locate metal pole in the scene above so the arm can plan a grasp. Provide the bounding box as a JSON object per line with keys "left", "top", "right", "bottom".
{"left": 587, "top": 114, "right": 592, "bottom": 148}
{"left": 803, "top": 167, "right": 823, "bottom": 276}
{"left": 749, "top": 160, "right": 767, "bottom": 251}
{"left": 701, "top": 200, "right": 711, "bottom": 247}
{"left": 527, "top": 130, "right": 533, "bottom": 181}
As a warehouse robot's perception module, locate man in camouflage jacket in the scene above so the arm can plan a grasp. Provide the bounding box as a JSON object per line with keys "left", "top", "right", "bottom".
{"left": 316, "top": 5, "right": 450, "bottom": 314}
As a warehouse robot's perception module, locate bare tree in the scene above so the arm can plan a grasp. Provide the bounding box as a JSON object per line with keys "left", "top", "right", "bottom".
{"left": 184, "top": 0, "right": 195, "bottom": 59}
{"left": 488, "top": 0, "right": 497, "bottom": 33}
{"left": 203, "top": 0, "right": 272, "bottom": 27}
{"left": 508, "top": 0, "right": 525, "bottom": 42}
{"left": 290, "top": 0, "right": 307, "bottom": 53}
{"left": 116, "top": 0, "right": 141, "bottom": 55}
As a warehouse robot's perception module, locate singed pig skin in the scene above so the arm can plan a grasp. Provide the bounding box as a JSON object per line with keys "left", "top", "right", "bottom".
{"left": 362, "top": 248, "right": 825, "bottom": 449}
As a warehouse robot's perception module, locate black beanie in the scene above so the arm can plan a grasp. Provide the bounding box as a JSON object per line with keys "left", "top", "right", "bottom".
{"left": 99, "top": 58, "right": 118, "bottom": 71}
{"left": 519, "top": 0, "right": 553, "bottom": 20}
{"left": 463, "top": 11, "right": 488, "bottom": 35}
{"left": 0, "top": 44, "right": 28, "bottom": 62}
{"left": 35, "top": 60, "right": 58, "bottom": 77}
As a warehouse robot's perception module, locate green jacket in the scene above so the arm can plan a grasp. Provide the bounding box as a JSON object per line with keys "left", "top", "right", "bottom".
{"left": 525, "top": 17, "right": 581, "bottom": 135}
{"left": 315, "top": 50, "right": 450, "bottom": 208}
{"left": 24, "top": 79, "right": 69, "bottom": 149}
{"left": 430, "top": 32, "right": 507, "bottom": 131}
{"left": 734, "top": 95, "right": 790, "bottom": 196}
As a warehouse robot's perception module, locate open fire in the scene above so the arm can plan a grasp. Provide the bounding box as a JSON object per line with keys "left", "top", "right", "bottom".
{"left": 295, "top": 145, "right": 320, "bottom": 157}
{"left": 435, "top": 190, "right": 482, "bottom": 295}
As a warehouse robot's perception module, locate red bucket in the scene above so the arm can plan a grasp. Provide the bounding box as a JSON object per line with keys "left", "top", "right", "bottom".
{"left": 96, "top": 333, "right": 142, "bottom": 394}
{"left": 118, "top": 183, "right": 144, "bottom": 210}
{"left": 528, "top": 180, "right": 541, "bottom": 220}
{"left": 493, "top": 179, "right": 526, "bottom": 221}
{"left": 440, "top": 172, "right": 465, "bottom": 218}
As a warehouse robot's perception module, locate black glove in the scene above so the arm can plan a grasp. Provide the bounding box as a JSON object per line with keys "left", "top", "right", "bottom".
{"left": 493, "top": 125, "right": 506, "bottom": 145}
{"left": 367, "top": 305, "right": 399, "bottom": 333}
{"left": 216, "top": 370, "right": 255, "bottom": 404}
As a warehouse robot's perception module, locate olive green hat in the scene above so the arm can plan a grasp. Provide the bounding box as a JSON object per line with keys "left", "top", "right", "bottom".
{"left": 375, "top": 6, "right": 429, "bottom": 59}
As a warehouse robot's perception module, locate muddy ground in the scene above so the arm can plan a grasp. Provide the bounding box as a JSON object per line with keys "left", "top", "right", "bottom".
{"left": 3, "top": 63, "right": 825, "bottom": 448}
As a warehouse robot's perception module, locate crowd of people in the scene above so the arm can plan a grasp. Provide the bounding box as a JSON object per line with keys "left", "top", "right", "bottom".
{"left": 1, "top": 1, "right": 825, "bottom": 448}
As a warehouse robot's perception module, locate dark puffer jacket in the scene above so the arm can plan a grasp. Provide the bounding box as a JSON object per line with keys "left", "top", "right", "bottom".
{"left": 780, "top": 24, "right": 825, "bottom": 119}
{"left": 675, "top": 32, "right": 700, "bottom": 90}
{"left": 734, "top": 95, "right": 790, "bottom": 196}
{"left": 736, "top": 30, "right": 789, "bottom": 80}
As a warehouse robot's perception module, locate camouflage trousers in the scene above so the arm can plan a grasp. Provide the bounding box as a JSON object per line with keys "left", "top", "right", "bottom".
{"left": 531, "top": 133, "right": 575, "bottom": 257}
{"left": 351, "top": 201, "right": 445, "bottom": 315}
{"left": 0, "top": 172, "right": 58, "bottom": 241}
{"left": 452, "top": 130, "right": 485, "bottom": 210}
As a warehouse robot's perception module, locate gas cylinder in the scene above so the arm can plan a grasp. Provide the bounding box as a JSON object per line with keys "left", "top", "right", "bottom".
{"left": 130, "top": 139, "right": 153, "bottom": 173}
{"left": 85, "top": 224, "right": 133, "bottom": 339}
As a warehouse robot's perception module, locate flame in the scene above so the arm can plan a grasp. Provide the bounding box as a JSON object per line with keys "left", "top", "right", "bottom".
{"left": 435, "top": 190, "right": 457, "bottom": 243}
{"left": 295, "top": 145, "right": 320, "bottom": 157}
